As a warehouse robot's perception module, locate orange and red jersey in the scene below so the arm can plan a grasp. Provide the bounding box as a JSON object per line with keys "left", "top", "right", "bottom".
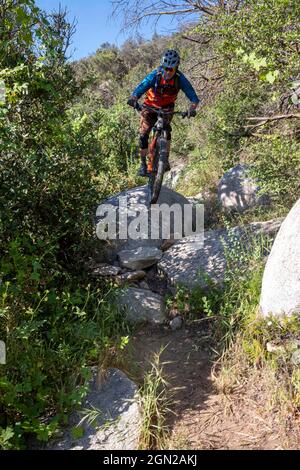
{"left": 132, "top": 67, "right": 199, "bottom": 109}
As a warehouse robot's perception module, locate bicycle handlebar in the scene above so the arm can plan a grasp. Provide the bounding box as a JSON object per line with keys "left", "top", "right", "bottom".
{"left": 135, "top": 102, "right": 189, "bottom": 119}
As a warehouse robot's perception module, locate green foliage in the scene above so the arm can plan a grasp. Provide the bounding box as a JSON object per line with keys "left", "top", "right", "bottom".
{"left": 2, "top": 0, "right": 300, "bottom": 448}
{"left": 178, "top": 0, "right": 300, "bottom": 203}
{"left": 0, "top": 278, "right": 129, "bottom": 448}
{"left": 249, "top": 137, "right": 300, "bottom": 204}
{"left": 138, "top": 349, "right": 170, "bottom": 450}
{"left": 218, "top": 0, "right": 300, "bottom": 84}
{"left": 0, "top": 1, "right": 133, "bottom": 449}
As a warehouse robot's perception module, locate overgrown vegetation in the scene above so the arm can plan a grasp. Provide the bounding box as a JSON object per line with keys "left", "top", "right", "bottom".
{"left": 138, "top": 349, "right": 171, "bottom": 450}
{"left": 1, "top": 0, "right": 300, "bottom": 450}
{"left": 0, "top": 0, "right": 133, "bottom": 449}
{"left": 176, "top": 0, "right": 300, "bottom": 206}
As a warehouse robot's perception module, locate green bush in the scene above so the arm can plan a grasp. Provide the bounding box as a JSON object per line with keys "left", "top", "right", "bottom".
{"left": 249, "top": 137, "right": 300, "bottom": 204}
{"left": 0, "top": 1, "right": 132, "bottom": 449}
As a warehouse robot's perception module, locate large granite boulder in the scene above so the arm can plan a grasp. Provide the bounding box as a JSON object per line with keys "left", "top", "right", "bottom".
{"left": 95, "top": 185, "right": 194, "bottom": 259}
{"left": 158, "top": 219, "right": 283, "bottom": 290}
{"left": 48, "top": 368, "right": 141, "bottom": 450}
{"left": 260, "top": 199, "right": 300, "bottom": 317}
{"left": 218, "top": 164, "right": 269, "bottom": 212}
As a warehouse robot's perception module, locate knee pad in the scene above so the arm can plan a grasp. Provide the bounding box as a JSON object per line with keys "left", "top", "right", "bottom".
{"left": 139, "top": 133, "right": 149, "bottom": 149}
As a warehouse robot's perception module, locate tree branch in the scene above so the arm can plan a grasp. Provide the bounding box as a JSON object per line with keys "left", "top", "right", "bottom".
{"left": 243, "top": 114, "right": 300, "bottom": 132}
{"left": 112, "top": 0, "right": 224, "bottom": 31}
{"left": 181, "top": 34, "right": 211, "bottom": 45}
{"left": 246, "top": 114, "right": 300, "bottom": 121}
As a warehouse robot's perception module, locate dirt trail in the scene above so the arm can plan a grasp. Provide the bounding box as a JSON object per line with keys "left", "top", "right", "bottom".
{"left": 126, "top": 323, "right": 299, "bottom": 450}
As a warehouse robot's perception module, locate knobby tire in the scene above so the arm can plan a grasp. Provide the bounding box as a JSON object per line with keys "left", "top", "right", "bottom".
{"left": 150, "top": 136, "right": 166, "bottom": 204}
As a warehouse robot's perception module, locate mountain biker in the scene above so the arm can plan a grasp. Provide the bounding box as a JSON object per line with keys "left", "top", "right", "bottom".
{"left": 127, "top": 49, "right": 200, "bottom": 177}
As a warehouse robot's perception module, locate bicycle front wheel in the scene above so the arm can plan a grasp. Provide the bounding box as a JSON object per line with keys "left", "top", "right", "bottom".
{"left": 150, "top": 136, "right": 166, "bottom": 204}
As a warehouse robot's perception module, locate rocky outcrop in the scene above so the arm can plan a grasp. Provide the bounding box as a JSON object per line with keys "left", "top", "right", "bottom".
{"left": 95, "top": 185, "right": 193, "bottom": 258}
{"left": 158, "top": 219, "right": 283, "bottom": 290}
{"left": 260, "top": 199, "right": 300, "bottom": 317}
{"left": 115, "top": 287, "right": 166, "bottom": 325}
{"left": 48, "top": 368, "right": 141, "bottom": 450}
{"left": 218, "top": 164, "right": 269, "bottom": 212}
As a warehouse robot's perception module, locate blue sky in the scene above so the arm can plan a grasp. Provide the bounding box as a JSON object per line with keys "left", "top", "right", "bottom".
{"left": 36, "top": 0, "right": 184, "bottom": 61}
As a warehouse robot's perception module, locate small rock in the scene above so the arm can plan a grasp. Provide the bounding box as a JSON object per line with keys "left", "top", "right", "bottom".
{"left": 91, "top": 264, "right": 121, "bottom": 277}
{"left": 170, "top": 316, "right": 183, "bottom": 331}
{"left": 187, "top": 193, "right": 204, "bottom": 206}
{"left": 139, "top": 281, "right": 150, "bottom": 290}
{"left": 115, "top": 271, "right": 146, "bottom": 285}
{"left": 266, "top": 342, "right": 285, "bottom": 354}
{"left": 291, "top": 350, "right": 300, "bottom": 365}
{"left": 118, "top": 247, "right": 163, "bottom": 271}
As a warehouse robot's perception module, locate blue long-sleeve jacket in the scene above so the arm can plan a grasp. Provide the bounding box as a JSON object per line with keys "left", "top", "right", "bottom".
{"left": 132, "top": 68, "right": 200, "bottom": 105}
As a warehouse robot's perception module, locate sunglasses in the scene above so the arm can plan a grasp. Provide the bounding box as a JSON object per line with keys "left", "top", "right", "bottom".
{"left": 164, "top": 67, "right": 175, "bottom": 72}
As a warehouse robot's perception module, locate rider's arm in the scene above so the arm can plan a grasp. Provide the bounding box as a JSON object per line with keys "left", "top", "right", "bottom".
{"left": 131, "top": 70, "right": 157, "bottom": 99}
{"left": 178, "top": 72, "right": 200, "bottom": 105}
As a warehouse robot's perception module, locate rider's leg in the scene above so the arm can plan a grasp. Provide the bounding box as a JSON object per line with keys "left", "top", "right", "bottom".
{"left": 138, "top": 110, "right": 156, "bottom": 177}
{"left": 138, "top": 147, "right": 148, "bottom": 177}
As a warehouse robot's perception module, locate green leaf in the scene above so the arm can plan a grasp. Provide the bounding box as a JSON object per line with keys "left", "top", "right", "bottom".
{"left": 236, "top": 47, "right": 245, "bottom": 56}
{"left": 265, "top": 70, "right": 279, "bottom": 84}
{"left": 30, "top": 272, "right": 40, "bottom": 281}
{"left": 1, "top": 427, "right": 14, "bottom": 443}
{"left": 71, "top": 426, "right": 84, "bottom": 439}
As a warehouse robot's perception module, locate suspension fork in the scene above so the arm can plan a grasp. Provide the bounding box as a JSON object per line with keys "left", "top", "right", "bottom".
{"left": 159, "top": 130, "right": 168, "bottom": 160}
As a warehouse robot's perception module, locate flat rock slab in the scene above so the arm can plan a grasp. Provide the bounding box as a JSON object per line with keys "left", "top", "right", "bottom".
{"left": 91, "top": 264, "right": 121, "bottom": 277}
{"left": 158, "top": 230, "right": 226, "bottom": 290}
{"left": 115, "top": 287, "right": 166, "bottom": 325}
{"left": 48, "top": 368, "right": 141, "bottom": 450}
{"left": 118, "top": 246, "right": 162, "bottom": 270}
{"left": 158, "top": 219, "right": 283, "bottom": 290}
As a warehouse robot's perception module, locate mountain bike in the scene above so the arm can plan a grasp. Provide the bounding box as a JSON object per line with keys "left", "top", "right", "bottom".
{"left": 136, "top": 103, "right": 190, "bottom": 205}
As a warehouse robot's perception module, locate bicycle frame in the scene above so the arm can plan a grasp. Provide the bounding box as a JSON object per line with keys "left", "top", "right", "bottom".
{"left": 136, "top": 103, "right": 188, "bottom": 205}
{"left": 147, "top": 112, "right": 168, "bottom": 173}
